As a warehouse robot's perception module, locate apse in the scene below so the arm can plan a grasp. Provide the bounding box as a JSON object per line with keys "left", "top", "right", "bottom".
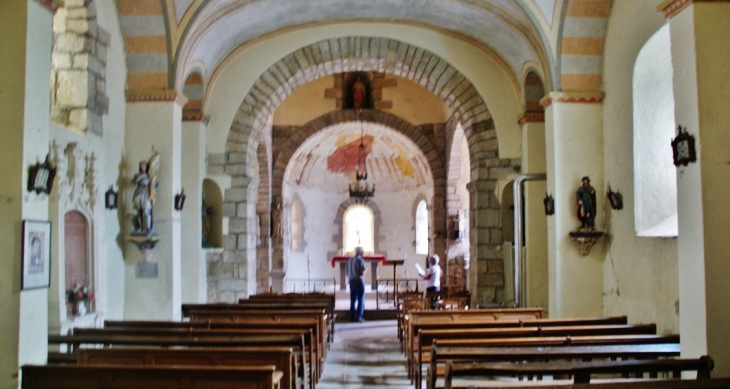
{"left": 282, "top": 121, "right": 434, "bottom": 288}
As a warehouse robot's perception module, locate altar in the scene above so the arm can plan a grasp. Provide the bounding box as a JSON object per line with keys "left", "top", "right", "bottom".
{"left": 331, "top": 254, "right": 386, "bottom": 290}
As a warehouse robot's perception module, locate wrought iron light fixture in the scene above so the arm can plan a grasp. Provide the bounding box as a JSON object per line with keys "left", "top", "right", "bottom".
{"left": 349, "top": 111, "right": 375, "bottom": 199}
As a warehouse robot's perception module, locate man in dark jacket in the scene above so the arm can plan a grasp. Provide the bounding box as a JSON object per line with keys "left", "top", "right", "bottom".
{"left": 346, "top": 247, "right": 367, "bottom": 322}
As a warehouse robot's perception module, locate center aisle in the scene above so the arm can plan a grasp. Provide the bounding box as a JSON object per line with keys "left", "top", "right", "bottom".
{"left": 318, "top": 319, "right": 412, "bottom": 389}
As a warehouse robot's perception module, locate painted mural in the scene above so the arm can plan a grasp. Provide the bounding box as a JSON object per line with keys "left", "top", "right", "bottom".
{"left": 285, "top": 122, "right": 432, "bottom": 193}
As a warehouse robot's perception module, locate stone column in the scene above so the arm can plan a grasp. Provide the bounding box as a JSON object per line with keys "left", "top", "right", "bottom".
{"left": 467, "top": 179, "right": 502, "bottom": 304}
{"left": 542, "top": 92, "right": 604, "bottom": 318}
{"left": 661, "top": 0, "right": 730, "bottom": 375}
{"left": 0, "top": 2, "right": 53, "bottom": 384}
{"left": 123, "top": 91, "right": 185, "bottom": 320}
{"left": 519, "top": 113, "right": 548, "bottom": 309}
{"left": 181, "top": 118, "right": 207, "bottom": 303}
{"left": 220, "top": 175, "right": 259, "bottom": 300}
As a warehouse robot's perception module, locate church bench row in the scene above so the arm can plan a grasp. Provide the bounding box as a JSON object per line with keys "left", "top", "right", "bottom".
{"left": 424, "top": 334, "right": 680, "bottom": 389}
{"left": 408, "top": 322, "right": 657, "bottom": 386}
{"left": 71, "top": 327, "right": 310, "bottom": 389}
{"left": 21, "top": 364, "right": 284, "bottom": 389}
{"left": 442, "top": 356, "right": 714, "bottom": 389}
{"left": 75, "top": 347, "right": 295, "bottom": 389}
{"left": 522, "top": 379, "right": 730, "bottom": 389}
{"left": 408, "top": 315, "right": 630, "bottom": 368}
{"left": 402, "top": 308, "right": 544, "bottom": 353}
{"left": 183, "top": 306, "right": 328, "bottom": 360}
{"left": 428, "top": 343, "right": 681, "bottom": 389}
{"left": 186, "top": 309, "right": 325, "bottom": 384}
{"left": 247, "top": 293, "right": 336, "bottom": 344}
{"left": 48, "top": 332, "right": 309, "bottom": 389}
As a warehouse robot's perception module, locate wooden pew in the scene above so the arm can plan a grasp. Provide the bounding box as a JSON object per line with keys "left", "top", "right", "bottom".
{"left": 72, "top": 327, "right": 310, "bottom": 389}
{"left": 48, "top": 332, "right": 308, "bottom": 389}
{"left": 425, "top": 334, "right": 680, "bottom": 389}
{"left": 404, "top": 309, "right": 544, "bottom": 344}
{"left": 187, "top": 309, "right": 325, "bottom": 385}
{"left": 446, "top": 357, "right": 712, "bottom": 385}
{"left": 411, "top": 315, "right": 630, "bottom": 373}
{"left": 247, "top": 293, "right": 336, "bottom": 344}
{"left": 530, "top": 379, "right": 730, "bottom": 389}
{"left": 76, "top": 347, "right": 295, "bottom": 389}
{"left": 410, "top": 323, "right": 657, "bottom": 386}
{"left": 443, "top": 356, "right": 714, "bottom": 389}
{"left": 185, "top": 306, "right": 327, "bottom": 361}
{"left": 403, "top": 308, "right": 544, "bottom": 354}
{"left": 429, "top": 343, "right": 680, "bottom": 389}
{"left": 21, "top": 364, "right": 283, "bottom": 389}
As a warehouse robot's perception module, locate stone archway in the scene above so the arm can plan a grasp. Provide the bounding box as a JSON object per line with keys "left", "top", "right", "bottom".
{"left": 558, "top": 0, "right": 611, "bottom": 91}
{"left": 218, "top": 36, "right": 512, "bottom": 303}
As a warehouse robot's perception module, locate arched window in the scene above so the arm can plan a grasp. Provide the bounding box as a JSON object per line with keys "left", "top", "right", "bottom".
{"left": 415, "top": 200, "right": 428, "bottom": 255}
{"left": 343, "top": 205, "right": 374, "bottom": 254}
{"left": 633, "top": 24, "right": 678, "bottom": 237}
{"left": 290, "top": 199, "right": 304, "bottom": 252}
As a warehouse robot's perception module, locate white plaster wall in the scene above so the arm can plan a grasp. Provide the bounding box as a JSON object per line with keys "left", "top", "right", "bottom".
{"left": 381, "top": 76, "right": 452, "bottom": 125}
{"left": 17, "top": 0, "right": 53, "bottom": 374}
{"left": 284, "top": 186, "right": 433, "bottom": 286}
{"left": 522, "top": 121, "right": 548, "bottom": 310}
{"left": 46, "top": 0, "right": 128, "bottom": 330}
{"left": 123, "top": 102, "right": 183, "bottom": 321}
{"left": 95, "top": 0, "right": 128, "bottom": 322}
{"left": 670, "top": 3, "right": 730, "bottom": 374}
{"left": 181, "top": 121, "right": 207, "bottom": 303}
{"left": 602, "top": 0, "right": 678, "bottom": 334}
{"left": 545, "top": 100, "right": 603, "bottom": 318}
{"left": 273, "top": 76, "right": 337, "bottom": 126}
{"left": 204, "top": 23, "right": 522, "bottom": 159}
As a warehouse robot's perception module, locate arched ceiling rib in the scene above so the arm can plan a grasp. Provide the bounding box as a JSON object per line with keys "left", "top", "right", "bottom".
{"left": 175, "top": 0, "right": 551, "bottom": 89}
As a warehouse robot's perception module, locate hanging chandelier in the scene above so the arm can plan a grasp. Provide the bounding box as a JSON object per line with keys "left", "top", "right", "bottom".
{"left": 349, "top": 111, "right": 375, "bottom": 199}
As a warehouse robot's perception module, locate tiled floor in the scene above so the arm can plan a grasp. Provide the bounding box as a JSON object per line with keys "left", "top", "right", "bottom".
{"left": 318, "top": 320, "right": 413, "bottom": 389}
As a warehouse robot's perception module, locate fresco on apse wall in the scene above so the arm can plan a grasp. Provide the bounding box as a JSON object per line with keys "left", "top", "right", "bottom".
{"left": 285, "top": 122, "right": 432, "bottom": 193}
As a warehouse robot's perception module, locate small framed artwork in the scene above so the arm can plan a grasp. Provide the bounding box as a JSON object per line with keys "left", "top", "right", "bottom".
{"left": 21, "top": 220, "right": 52, "bottom": 290}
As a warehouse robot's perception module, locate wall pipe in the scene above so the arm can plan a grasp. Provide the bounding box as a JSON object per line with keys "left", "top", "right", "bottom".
{"left": 512, "top": 174, "right": 547, "bottom": 308}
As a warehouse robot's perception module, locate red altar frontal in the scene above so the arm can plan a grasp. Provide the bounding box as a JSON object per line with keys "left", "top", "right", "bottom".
{"left": 331, "top": 254, "right": 386, "bottom": 290}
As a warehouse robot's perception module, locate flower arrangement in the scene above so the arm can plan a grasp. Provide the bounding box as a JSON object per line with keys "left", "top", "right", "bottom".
{"left": 67, "top": 283, "right": 94, "bottom": 304}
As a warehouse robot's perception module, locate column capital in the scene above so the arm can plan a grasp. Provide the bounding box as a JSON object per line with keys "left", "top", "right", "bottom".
{"left": 540, "top": 91, "right": 604, "bottom": 109}
{"left": 658, "top": 0, "right": 730, "bottom": 19}
{"left": 126, "top": 90, "right": 189, "bottom": 107}
{"left": 518, "top": 112, "right": 545, "bottom": 125}
{"left": 183, "top": 112, "right": 210, "bottom": 125}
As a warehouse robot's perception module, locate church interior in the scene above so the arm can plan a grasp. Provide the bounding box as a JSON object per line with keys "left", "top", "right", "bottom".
{"left": 2, "top": 0, "right": 730, "bottom": 387}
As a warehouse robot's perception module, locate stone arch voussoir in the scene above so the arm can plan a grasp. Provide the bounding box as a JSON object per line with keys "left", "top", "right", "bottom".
{"left": 270, "top": 110, "right": 444, "bottom": 204}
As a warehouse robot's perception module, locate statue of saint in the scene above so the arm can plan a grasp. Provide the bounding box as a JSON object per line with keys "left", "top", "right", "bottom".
{"left": 271, "top": 203, "right": 283, "bottom": 240}
{"left": 576, "top": 176, "right": 597, "bottom": 229}
{"left": 131, "top": 152, "right": 159, "bottom": 236}
{"left": 352, "top": 76, "right": 365, "bottom": 109}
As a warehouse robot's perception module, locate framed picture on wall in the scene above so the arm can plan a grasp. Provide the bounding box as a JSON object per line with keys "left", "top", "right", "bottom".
{"left": 21, "top": 220, "right": 52, "bottom": 290}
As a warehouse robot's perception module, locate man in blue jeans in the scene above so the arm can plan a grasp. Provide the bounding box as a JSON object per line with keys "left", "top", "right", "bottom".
{"left": 346, "top": 247, "right": 367, "bottom": 322}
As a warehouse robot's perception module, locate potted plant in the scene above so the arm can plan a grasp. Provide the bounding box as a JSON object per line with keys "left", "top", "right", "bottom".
{"left": 67, "top": 284, "right": 94, "bottom": 316}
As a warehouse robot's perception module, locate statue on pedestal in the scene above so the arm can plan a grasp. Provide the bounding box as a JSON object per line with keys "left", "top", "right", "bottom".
{"left": 576, "top": 176, "right": 596, "bottom": 229}
{"left": 128, "top": 151, "right": 160, "bottom": 260}
{"left": 131, "top": 151, "right": 159, "bottom": 236}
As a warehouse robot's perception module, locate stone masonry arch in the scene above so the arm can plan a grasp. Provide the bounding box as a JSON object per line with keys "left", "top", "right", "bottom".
{"left": 271, "top": 110, "right": 444, "bottom": 206}
{"left": 218, "top": 36, "right": 513, "bottom": 303}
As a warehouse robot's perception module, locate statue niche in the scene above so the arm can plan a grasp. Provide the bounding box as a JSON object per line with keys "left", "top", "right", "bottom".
{"left": 344, "top": 72, "right": 372, "bottom": 109}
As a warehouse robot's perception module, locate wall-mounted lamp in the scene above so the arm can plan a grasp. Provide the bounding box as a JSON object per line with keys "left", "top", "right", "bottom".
{"left": 543, "top": 193, "right": 555, "bottom": 216}
{"left": 671, "top": 125, "right": 697, "bottom": 166}
{"left": 27, "top": 154, "right": 57, "bottom": 195}
{"left": 607, "top": 186, "right": 623, "bottom": 210}
{"left": 174, "top": 189, "right": 186, "bottom": 211}
{"left": 105, "top": 185, "right": 118, "bottom": 210}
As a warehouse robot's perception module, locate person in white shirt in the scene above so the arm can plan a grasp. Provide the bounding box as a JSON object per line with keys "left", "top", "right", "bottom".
{"left": 420, "top": 254, "right": 442, "bottom": 292}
